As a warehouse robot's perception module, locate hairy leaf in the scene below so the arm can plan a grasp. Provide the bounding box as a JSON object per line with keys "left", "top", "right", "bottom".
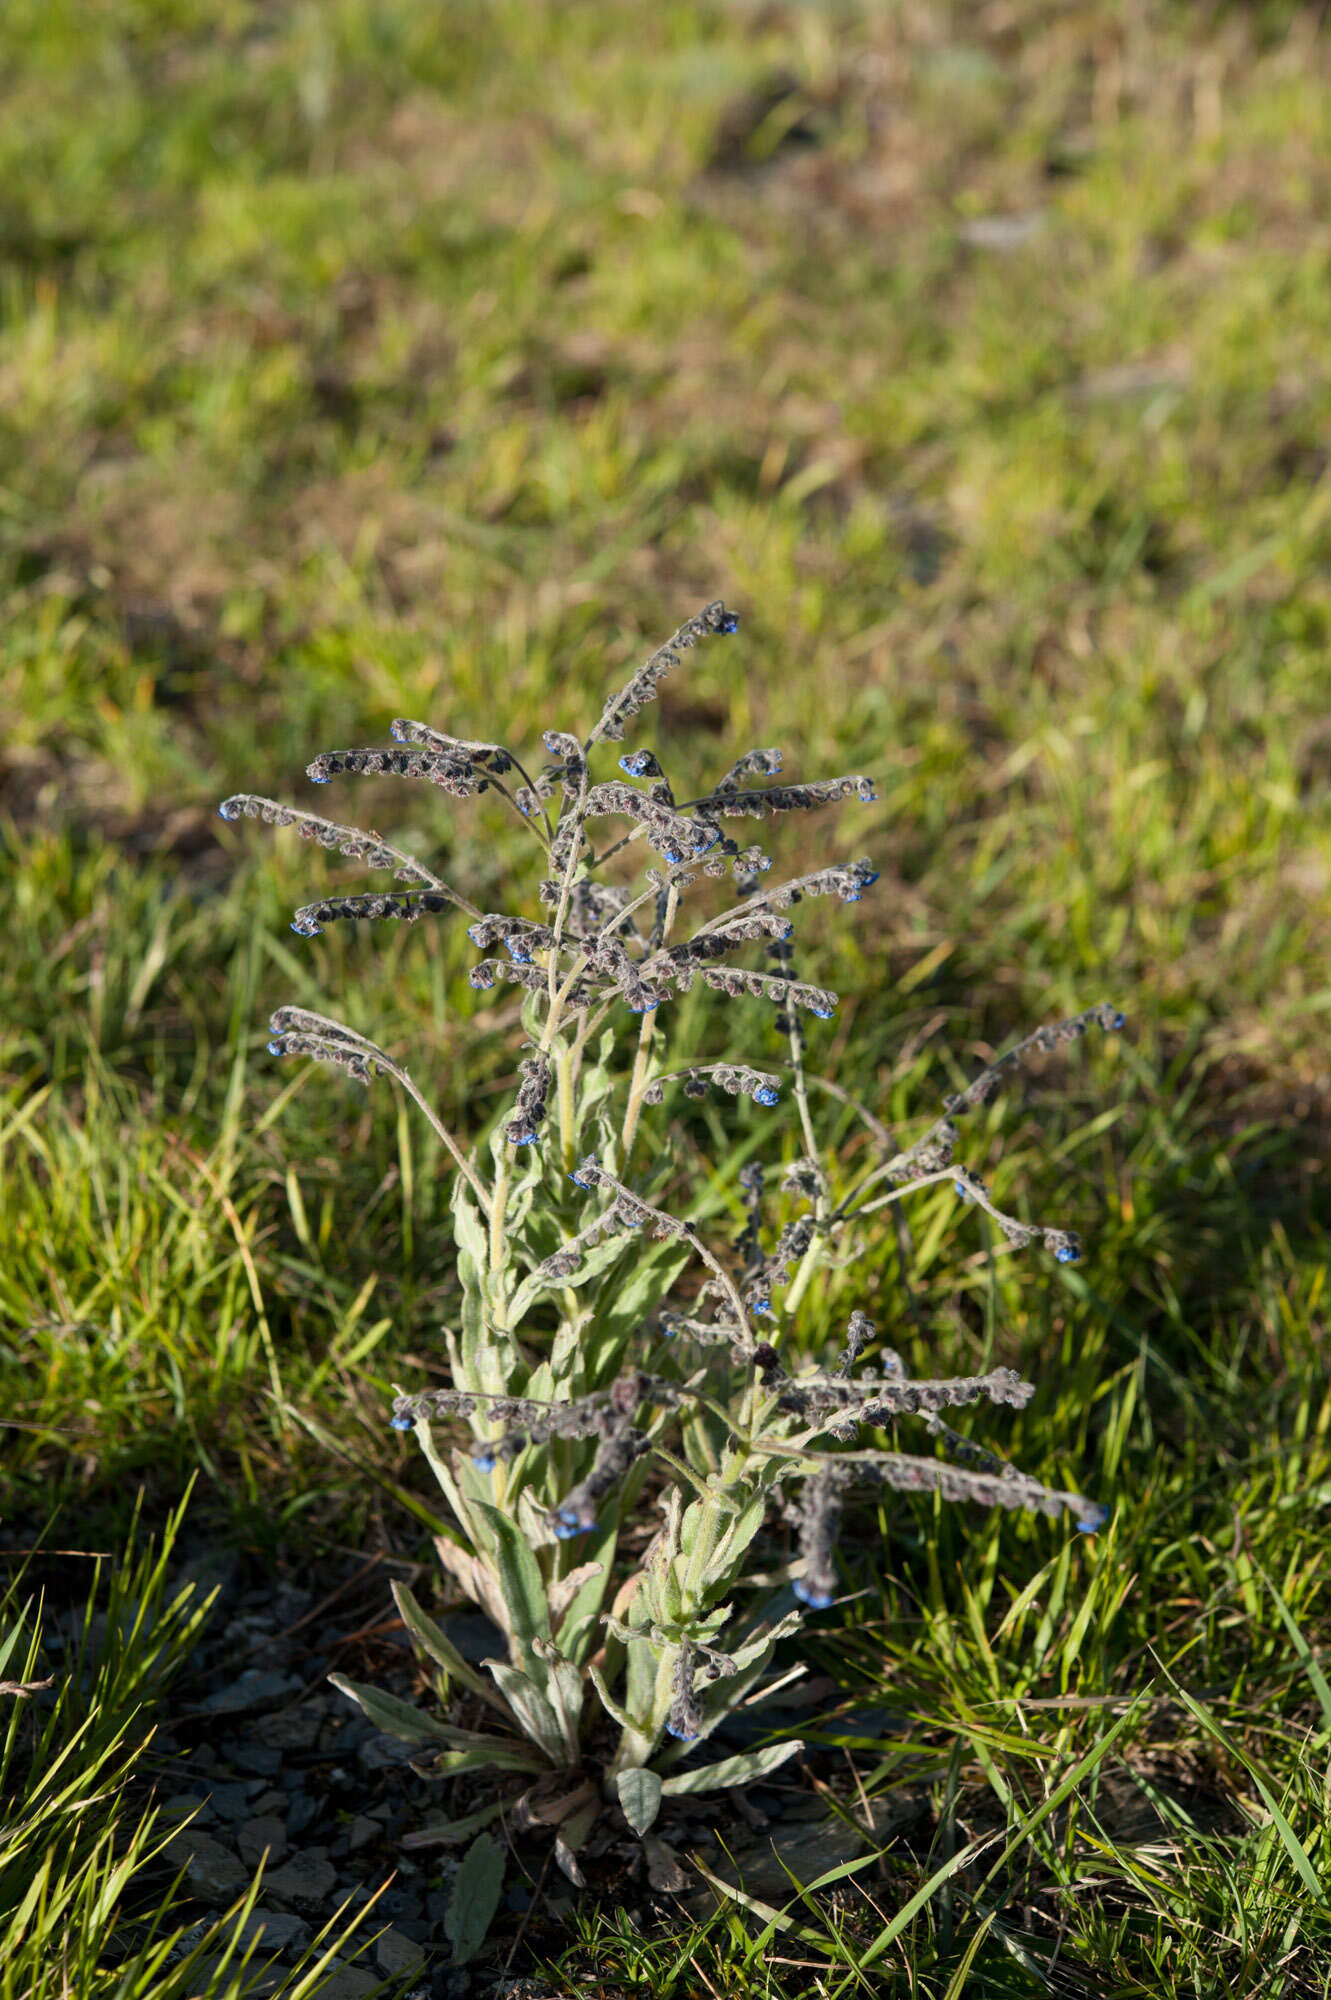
{"left": 615, "top": 1765, "right": 663, "bottom": 1837}
{"left": 660, "top": 1739, "right": 804, "bottom": 1795}
{"left": 445, "top": 1831, "right": 506, "bottom": 1965}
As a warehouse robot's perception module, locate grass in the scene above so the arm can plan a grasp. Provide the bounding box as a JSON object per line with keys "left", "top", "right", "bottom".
{"left": 2, "top": 0, "right": 1331, "bottom": 1990}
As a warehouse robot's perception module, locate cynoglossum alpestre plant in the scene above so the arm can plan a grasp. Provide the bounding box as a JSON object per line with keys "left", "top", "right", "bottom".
{"left": 220, "top": 599, "right": 1120, "bottom": 1886}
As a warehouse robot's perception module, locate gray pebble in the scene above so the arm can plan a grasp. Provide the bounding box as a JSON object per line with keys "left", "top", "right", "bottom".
{"left": 237, "top": 1816, "right": 289, "bottom": 1868}
{"left": 285, "top": 1793, "right": 321, "bottom": 1838}
{"left": 375, "top": 1928, "right": 425, "bottom": 1978}
{"left": 253, "top": 1705, "right": 324, "bottom": 1752}
{"left": 346, "top": 1815, "right": 380, "bottom": 1855}
{"left": 227, "top": 1740, "right": 283, "bottom": 1779}
{"left": 158, "top": 1794, "right": 214, "bottom": 1826}
{"left": 307, "top": 1964, "right": 378, "bottom": 2000}
{"left": 264, "top": 1849, "right": 338, "bottom": 1915}
{"left": 250, "top": 1788, "right": 289, "bottom": 1816}
{"left": 163, "top": 1829, "right": 249, "bottom": 1902}
{"left": 228, "top": 1908, "right": 311, "bottom": 1957}
{"left": 201, "top": 1670, "right": 300, "bottom": 1716}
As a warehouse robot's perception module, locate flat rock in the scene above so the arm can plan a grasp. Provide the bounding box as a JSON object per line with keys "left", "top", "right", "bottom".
{"left": 253, "top": 1704, "right": 324, "bottom": 1751}
{"left": 237, "top": 1816, "right": 289, "bottom": 1868}
{"left": 158, "top": 1794, "right": 214, "bottom": 1826}
{"left": 346, "top": 1815, "right": 380, "bottom": 1855}
{"left": 374, "top": 1927, "right": 425, "bottom": 1978}
{"left": 230, "top": 1908, "right": 311, "bottom": 1957}
{"left": 310, "top": 1965, "right": 378, "bottom": 2000}
{"left": 264, "top": 1849, "right": 338, "bottom": 1915}
{"left": 205, "top": 1780, "right": 263, "bottom": 1824}
{"left": 163, "top": 1829, "right": 248, "bottom": 1902}
{"left": 201, "top": 1670, "right": 300, "bottom": 1716}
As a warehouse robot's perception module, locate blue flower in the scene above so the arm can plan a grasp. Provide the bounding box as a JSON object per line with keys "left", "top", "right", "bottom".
{"left": 290, "top": 919, "right": 322, "bottom": 936}
{"left": 389, "top": 1414, "right": 415, "bottom": 1433}
{"left": 749, "top": 1297, "right": 772, "bottom": 1315}
{"left": 267, "top": 1041, "right": 285, "bottom": 1056}
{"left": 810, "top": 1007, "right": 835, "bottom": 1020}
{"left": 718, "top": 612, "right": 740, "bottom": 635}
{"left": 1111, "top": 1011, "right": 1126, "bottom": 1031}
{"left": 218, "top": 800, "right": 241, "bottom": 820}
{"left": 663, "top": 849, "right": 682, "bottom": 865}
{"left": 754, "top": 1086, "right": 780, "bottom": 1107}
{"left": 508, "top": 1127, "right": 538, "bottom": 1147}
{"left": 665, "top": 1719, "right": 699, "bottom": 1740}
{"left": 955, "top": 1181, "right": 969, "bottom": 1200}
{"left": 552, "top": 1509, "right": 590, "bottom": 1541}
{"left": 793, "top": 1578, "right": 835, "bottom": 1610}
{"left": 619, "top": 751, "right": 655, "bottom": 777}
{"left": 1055, "top": 1245, "right": 1080, "bottom": 1264}
{"left": 308, "top": 772, "right": 330, "bottom": 784}
{"left": 471, "top": 1451, "right": 497, "bottom": 1473}
{"left": 1075, "top": 1503, "right": 1109, "bottom": 1535}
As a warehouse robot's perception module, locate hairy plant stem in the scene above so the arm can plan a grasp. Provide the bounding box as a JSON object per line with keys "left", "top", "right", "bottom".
{"left": 555, "top": 1042, "right": 576, "bottom": 1173}
{"left": 620, "top": 884, "right": 679, "bottom": 1164}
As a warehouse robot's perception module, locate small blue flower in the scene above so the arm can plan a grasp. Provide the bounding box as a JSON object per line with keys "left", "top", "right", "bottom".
{"left": 663, "top": 849, "right": 682, "bottom": 865}
{"left": 1055, "top": 1244, "right": 1080, "bottom": 1264}
{"left": 1111, "top": 1011, "right": 1126, "bottom": 1031}
{"left": 308, "top": 772, "right": 330, "bottom": 784}
{"left": 291, "top": 919, "right": 322, "bottom": 936}
{"left": 508, "top": 1127, "right": 537, "bottom": 1146}
{"left": 389, "top": 1413, "right": 415, "bottom": 1433}
{"left": 754, "top": 1086, "right": 780, "bottom": 1107}
{"left": 552, "top": 1509, "right": 590, "bottom": 1541}
{"left": 466, "top": 924, "right": 484, "bottom": 945}
{"left": 749, "top": 1296, "right": 772, "bottom": 1315}
{"left": 218, "top": 800, "right": 240, "bottom": 821}
{"left": 267, "top": 1041, "right": 285, "bottom": 1056}
{"left": 626, "top": 1000, "right": 657, "bottom": 1014}
{"left": 955, "top": 1181, "right": 969, "bottom": 1200}
{"left": 718, "top": 612, "right": 740, "bottom": 635}
{"left": 1075, "top": 1503, "right": 1109, "bottom": 1535}
{"left": 810, "top": 1007, "right": 835, "bottom": 1020}
{"left": 860, "top": 867, "right": 880, "bottom": 888}
{"left": 665, "top": 1719, "right": 699, "bottom": 1741}
{"left": 793, "top": 1578, "right": 835, "bottom": 1611}
{"left": 471, "top": 1451, "right": 497, "bottom": 1473}
{"left": 844, "top": 890, "right": 862, "bottom": 902}
{"left": 516, "top": 796, "right": 533, "bottom": 815}
{"left": 619, "top": 751, "right": 655, "bottom": 777}
{"left": 505, "top": 942, "right": 531, "bottom": 964}
{"left": 390, "top": 719, "right": 407, "bottom": 742}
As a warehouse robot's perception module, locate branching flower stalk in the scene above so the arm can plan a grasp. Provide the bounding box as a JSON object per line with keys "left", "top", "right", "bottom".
{"left": 221, "top": 599, "right": 1123, "bottom": 1885}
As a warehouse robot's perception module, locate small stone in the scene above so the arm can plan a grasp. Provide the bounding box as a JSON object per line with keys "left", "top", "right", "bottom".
{"left": 286, "top": 1793, "right": 321, "bottom": 1838}
{"left": 227, "top": 1740, "right": 283, "bottom": 1779}
{"left": 158, "top": 1794, "right": 214, "bottom": 1825}
{"left": 238, "top": 1816, "right": 289, "bottom": 1868}
{"left": 356, "top": 1733, "right": 415, "bottom": 1773}
{"left": 346, "top": 1815, "right": 380, "bottom": 1854}
{"left": 250, "top": 1789, "right": 289, "bottom": 1816}
{"left": 206, "top": 1780, "right": 262, "bottom": 1824}
{"left": 264, "top": 1849, "right": 338, "bottom": 1915}
{"left": 308, "top": 1965, "right": 378, "bottom": 2000}
{"left": 163, "top": 1830, "right": 248, "bottom": 1901}
{"left": 230, "top": 1908, "right": 311, "bottom": 1957}
{"left": 201, "top": 1671, "right": 301, "bottom": 1716}
{"left": 375, "top": 1928, "right": 425, "bottom": 1978}
{"left": 253, "top": 1705, "right": 324, "bottom": 1752}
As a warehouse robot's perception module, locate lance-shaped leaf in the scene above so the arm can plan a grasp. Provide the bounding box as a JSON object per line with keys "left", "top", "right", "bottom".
{"left": 485, "top": 1658, "right": 571, "bottom": 1765}
{"left": 390, "top": 1581, "right": 513, "bottom": 1721}
{"left": 554, "top": 1796, "right": 600, "bottom": 1888}
{"left": 616, "top": 1765, "right": 664, "bottom": 1837}
{"left": 471, "top": 1500, "right": 551, "bottom": 1659}
{"left": 400, "top": 1800, "right": 506, "bottom": 1850}
{"left": 660, "top": 1739, "right": 804, "bottom": 1795}
{"left": 326, "top": 1675, "right": 454, "bottom": 1746}
{"left": 445, "top": 1832, "right": 506, "bottom": 1966}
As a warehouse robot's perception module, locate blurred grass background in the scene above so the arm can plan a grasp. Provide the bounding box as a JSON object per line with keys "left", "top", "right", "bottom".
{"left": 3, "top": 0, "right": 1331, "bottom": 1990}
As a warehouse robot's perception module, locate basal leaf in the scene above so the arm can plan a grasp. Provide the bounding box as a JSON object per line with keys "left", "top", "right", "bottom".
{"left": 390, "top": 1581, "right": 510, "bottom": 1716}
{"left": 326, "top": 1674, "right": 454, "bottom": 1745}
{"left": 616, "top": 1765, "right": 663, "bottom": 1837}
{"left": 471, "top": 1500, "right": 551, "bottom": 1656}
{"left": 484, "top": 1659, "right": 570, "bottom": 1763}
{"left": 445, "top": 1831, "right": 506, "bottom": 1966}
{"left": 660, "top": 1739, "right": 804, "bottom": 1795}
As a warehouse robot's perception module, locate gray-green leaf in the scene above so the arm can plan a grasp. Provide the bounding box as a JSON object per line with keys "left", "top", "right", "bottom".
{"left": 445, "top": 1830, "right": 506, "bottom": 1965}
{"left": 472, "top": 1500, "right": 550, "bottom": 1657}
{"left": 326, "top": 1674, "right": 453, "bottom": 1745}
{"left": 615, "top": 1765, "right": 663, "bottom": 1837}
{"left": 660, "top": 1739, "right": 804, "bottom": 1795}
